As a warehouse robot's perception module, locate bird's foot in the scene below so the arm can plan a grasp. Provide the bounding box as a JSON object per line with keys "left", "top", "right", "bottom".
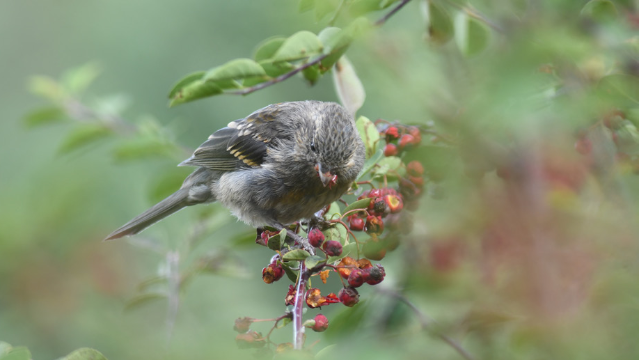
{"left": 271, "top": 223, "right": 316, "bottom": 255}
{"left": 291, "top": 232, "right": 316, "bottom": 255}
{"left": 308, "top": 213, "right": 331, "bottom": 231}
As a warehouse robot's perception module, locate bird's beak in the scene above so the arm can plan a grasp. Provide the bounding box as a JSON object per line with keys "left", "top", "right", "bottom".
{"left": 316, "top": 164, "right": 337, "bottom": 188}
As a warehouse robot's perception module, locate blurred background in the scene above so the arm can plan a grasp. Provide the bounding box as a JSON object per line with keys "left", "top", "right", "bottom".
{"left": 2, "top": 0, "right": 639, "bottom": 359}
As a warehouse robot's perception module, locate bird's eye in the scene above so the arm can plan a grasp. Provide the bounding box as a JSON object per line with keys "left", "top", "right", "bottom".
{"left": 311, "top": 141, "right": 317, "bottom": 152}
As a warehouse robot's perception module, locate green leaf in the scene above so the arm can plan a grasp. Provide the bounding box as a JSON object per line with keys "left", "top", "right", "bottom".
{"left": 58, "top": 124, "right": 113, "bottom": 154}
{"left": 305, "top": 255, "right": 326, "bottom": 269}
{"left": 298, "top": 0, "right": 315, "bottom": 13}
{"left": 349, "top": 0, "right": 386, "bottom": 16}
{"left": 281, "top": 262, "right": 299, "bottom": 283}
{"left": 581, "top": 0, "right": 618, "bottom": 22}
{"left": 325, "top": 201, "right": 342, "bottom": 221}
{"left": 169, "top": 80, "right": 222, "bottom": 107}
{"left": 112, "top": 138, "right": 177, "bottom": 162}
{"left": 0, "top": 347, "right": 31, "bottom": 360}
{"left": 320, "top": 18, "right": 371, "bottom": 70}
{"left": 168, "top": 71, "right": 205, "bottom": 99}
{"left": 357, "top": 148, "right": 384, "bottom": 180}
{"left": 0, "top": 343, "right": 11, "bottom": 357}
{"left": 61, "top": 62, "right": 101, "bottom": 95}
{"left": 204, "top": 58, "right": 267, "bottom": 83}
{"left": 124, "top": 292, "right": 167, "bottom": 311}
{"left": 356, "top": 115, "right": 381, "bottom": 158}
{"left": 343, "top": 198, "right": 373, "bottom": 215}
{"left": 454, "top": 11, "right": 490, "bottom": 56}
{"left": 302, "top": 63, "right": 321, "bottom": 85}
{"left": 316, "top": 345, "right": 339, "bottom": 360}
{"left": 314, "top": 0, "right": 340, "bottom": 22}
{"left": 268, "top": 228, "right": 286, "bottom": 251}
{"left": 23, "top": 106, "right": 66, "bottom": 128}
{"left": 421, "top": 0, "right": 454, "bottom": 45}
{"left": 258, "top": 62, "right": 295, "bottom": 78}
{"left": 62, "top": 348, "right": 108, "bottom": 360}
{"left": 598, "top": 74, "right": 639, "bottom": 104}
{"left": 272, "top": 31, "right": 324, "bottom": 62}
{"left": 372, "top": 156, "right": 405, "bottom": 180}
{"left": 29, "top": 76, "right": 67, "bottom": 101}
{"left": 325, "top": 299, "right": 369, "bottom": 339}
{"left": 283, "top": 249, "right": 311, "bottom": 261}
{"left": 333, "top": 56, "right": 365, "bottom": 117}
{"left": 254, "top": 37, "right": 287, "bottom": 62}
{"left": 277, "top": 317, "right": 293, "bottom": 329}
{"left": 137, "top": 276, "right": 168, "bottom": 292}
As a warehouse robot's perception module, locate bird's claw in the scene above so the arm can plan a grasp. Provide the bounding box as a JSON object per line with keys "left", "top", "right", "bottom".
{"left": 308, "top": 214, "right": 331, "bottom": 231}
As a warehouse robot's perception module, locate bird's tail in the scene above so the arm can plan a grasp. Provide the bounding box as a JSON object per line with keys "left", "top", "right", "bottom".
{"left": 104, "top": 189, "right": 189, "bottom": 241}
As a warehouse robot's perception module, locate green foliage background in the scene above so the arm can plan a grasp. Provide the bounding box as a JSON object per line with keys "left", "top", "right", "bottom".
{"left": 2, "top": 0, "right": 639, "bottom": 359}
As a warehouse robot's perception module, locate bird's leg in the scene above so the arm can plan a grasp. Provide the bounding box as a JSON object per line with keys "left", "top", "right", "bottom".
{"left": 308, "top": 210, "right": 332, "bottom": 231}
{"left": 271, "top": 223, "right": 315, "bottom": 255}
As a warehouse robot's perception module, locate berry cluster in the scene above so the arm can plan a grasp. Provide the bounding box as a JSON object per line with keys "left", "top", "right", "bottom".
{"left": 380, "top": 124, "right": 422, "bottom": 157}
{"left": 576, "top": 110, "right": 639, "bottom": 169}
{"left": 239, "top": 119, "right": 427, "bottom": 353}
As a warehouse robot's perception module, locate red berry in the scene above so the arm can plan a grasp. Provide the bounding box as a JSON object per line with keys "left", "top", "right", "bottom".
{"left": 368, "top": 188, "right": 382, "bottom": 198}
{"left": 308, "top": 228, "right": 325, "bottom": 247}
{"left": 575, "top": 137, "right": 592, "bottom": 155}
{"left": 235, "top": 331, "right": 265, "bottom": 349}
{"left": 384, "top": 194, "right": 403, "bottom": 214}
{"left": 262, "top": 263, "right": 284, "bottom": 284}
{"left": 385, "top": 126, "right": 400, "bottom": 140}
{"left": 399, "top": 134, "right": 415, "bottom": 149}
{"left": 312, "top": 314, "right": 329, "bottom": 332}
{"left": 408, "top": 126, "right": 422, "bottom": 145}
{"left": 408, "top": 175, "right": 424, "bottom": 187}
{"left": 349, "top": 217, "right": 365, "bottom": 231}
{"left": 347, "top": 268, "right": 366, "bottom": 288}
{"left": 365, "top": 215, "right": 384, "bottom": 235}
{"left": 365, "top": 264, "right": 386, "bottom": 285}
{"left": 371, "top": 197, "right": 389, "bottom": 216}
{"left": 406, "top": 161, "right": 424, "bottom": 177}
{"left": 384, "top": 143, "right": 398, "bottom": 156}
{"left": 322, "top": 240, "right": 343, "bottom": 257}
{"left": 234, "top": 317, "right": 254, "bottom": 333}
{"left": 338, "top": 287, "right": 360, "bottom": 307}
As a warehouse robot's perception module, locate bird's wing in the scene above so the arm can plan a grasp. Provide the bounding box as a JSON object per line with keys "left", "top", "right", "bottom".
{"left": 179, "top": 104, "right": 290, "bottom": 171}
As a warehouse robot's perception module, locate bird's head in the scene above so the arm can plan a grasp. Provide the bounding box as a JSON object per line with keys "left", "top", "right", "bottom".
{"left": 300, "top": 102, "right": 365, "bottom": 189}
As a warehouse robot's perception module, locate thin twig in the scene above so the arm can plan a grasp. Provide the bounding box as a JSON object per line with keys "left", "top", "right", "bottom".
{"left": 443, "top": 0, "right": 503, "bottom": 33}
{"left": 228, "top": 0, "right": 413, "bottom": 96}
{"left": 375, "top": 0, "right": 413, "bottom": 26}
{"left": 377, "top": 288, "right": 476, "bottom": 360}
{"left": 328, "top": 0, "right": 347, "bottom": 26}
{"left": 228, "top": 54, "right": 329, "bottom": 96}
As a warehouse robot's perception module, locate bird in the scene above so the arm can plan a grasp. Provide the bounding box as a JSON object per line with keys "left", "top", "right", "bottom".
{"left": 104, "top": 101, "right": 366, "bottom": 251}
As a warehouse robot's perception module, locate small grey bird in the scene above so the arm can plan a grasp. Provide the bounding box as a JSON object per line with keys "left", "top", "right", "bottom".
{"left": 104, "top": 101, "right": 366, "bottom": 250}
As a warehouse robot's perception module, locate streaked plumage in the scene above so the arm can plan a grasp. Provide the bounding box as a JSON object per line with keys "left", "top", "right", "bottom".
{"left": 105, "top": 101, "right": 365, "bottom": 242}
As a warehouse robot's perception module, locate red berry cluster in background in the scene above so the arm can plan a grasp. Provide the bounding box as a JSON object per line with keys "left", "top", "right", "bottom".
{"left": 380, "top": 124, "right": 422, "bottom": 156}
{"left": 576, "top": 110, "right": 639, "bottom": 172}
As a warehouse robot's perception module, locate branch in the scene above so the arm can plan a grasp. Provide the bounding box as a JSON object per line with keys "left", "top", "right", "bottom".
{"left": 375, "top": 0, "right": 413, "bottom": 26}
{"left": 228, "top": 54, "right": 330, "bottom": 96}
{"left": 292, "top": 262, "right": 310, "bottom": 349}
{"left": 443, "top": 0, "right": 504, "bottom": 33}
{"left": 377, "top": 288, "right": 476, "bottom": 360}
{"left": 228, "top": 0, "right": 413, "bottom": 96}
